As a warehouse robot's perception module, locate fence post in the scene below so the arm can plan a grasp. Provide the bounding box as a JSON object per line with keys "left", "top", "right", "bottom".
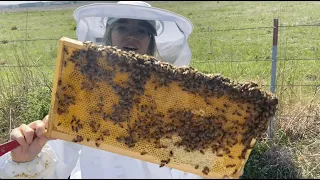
{"left": 269, "top": 18, "right": 278, "bottom": 141}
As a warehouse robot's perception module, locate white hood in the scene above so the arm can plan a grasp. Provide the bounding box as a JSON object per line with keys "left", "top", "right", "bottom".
{"left": 73, "top": 1, "right": 194, "bottom": 66}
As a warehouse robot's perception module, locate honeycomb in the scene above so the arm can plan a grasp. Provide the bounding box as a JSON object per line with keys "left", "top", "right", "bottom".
{"left": 45, "top": 37, "right": 278, "bottom": 179}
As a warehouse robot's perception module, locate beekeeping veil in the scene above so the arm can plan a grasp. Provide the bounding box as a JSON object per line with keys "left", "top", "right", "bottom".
{"left": 73, "top": 1, "right": 193, "bottom": 66}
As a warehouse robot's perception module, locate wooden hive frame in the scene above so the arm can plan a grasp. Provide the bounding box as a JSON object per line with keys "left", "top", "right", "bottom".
{"left": 45, "top": 37, "right": 278, "bottom": 179}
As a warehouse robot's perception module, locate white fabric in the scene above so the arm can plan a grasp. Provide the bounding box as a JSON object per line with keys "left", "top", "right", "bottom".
{"left": 0, "top": 144, "right": 57, "bottom": 179}
{"left": 0, "top": 141, "right": 203, "bottom": 179}
{"left": 73, "top": 1, "right": 193, "bottom": 66}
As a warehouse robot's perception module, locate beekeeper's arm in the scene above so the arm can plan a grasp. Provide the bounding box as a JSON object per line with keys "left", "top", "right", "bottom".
{"left": 0, "top": 140, "right": 82, "bottom": 179}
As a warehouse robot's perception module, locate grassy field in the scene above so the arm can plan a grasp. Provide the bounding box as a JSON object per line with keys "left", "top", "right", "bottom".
{"left": 0, "top": 1, "right": 319, "bottom": 178}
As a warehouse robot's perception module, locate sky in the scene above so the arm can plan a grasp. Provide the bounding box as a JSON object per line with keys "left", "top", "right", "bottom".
{"left": 0, "top": 1, "right": 52, "bottom": 5}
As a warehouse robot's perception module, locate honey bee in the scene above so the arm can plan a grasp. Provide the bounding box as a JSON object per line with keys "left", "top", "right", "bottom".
{"left": 202, "top": 166, "right": 210, "bottom": 175}
{"left": 140, "top": 151, "right": 147, "bottom": 155}
{"left": 161, "top": 145, "right": 168, "bottom": 149}
{"left": 63, "top": 47, "right": 69, "bottom": 55}
{"left": 159, "top": 162, "right": 165, "bottom": 168}
{"left": 223, "top": 103, "right": 230, "bottom": 108}
{"left": 57, "top": 108, "right": 65, "bottom": 115}
{"left": 238, "top": 155, "right": 245, "bottom": 160}
{"left": 169, "top": 151, "right": 174, "bottom": 157}
{"left": 231, "top": 169, "right": 238, "bottom": 176}
{"left": 128, "top": 144, "right": 135, "bottom": 148}
{"left": 223, "top": 148, "right": 231, "bottom": 154}
{"left": 166, "top": 159, "right": 171, "bottom": 164}
{"left": 116, "top": 137, "right": 126, "bottom": 143}
{"left": 226, "top": 164, "right": 236, "bottom": 168}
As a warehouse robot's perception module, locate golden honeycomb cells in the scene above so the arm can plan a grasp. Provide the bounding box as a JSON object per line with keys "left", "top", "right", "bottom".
{"left": 45, "top": 37, "right": 278, "bottom": 179}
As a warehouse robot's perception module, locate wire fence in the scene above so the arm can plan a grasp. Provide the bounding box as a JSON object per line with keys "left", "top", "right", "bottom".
{"left": 1, "top": 18, "right": 319, "bottom": 140}
{"left": 1, "top": 23, "right": 319, "bottom": 86}
{"left": 1, "top": 37, "right": 78, "bottom": 43}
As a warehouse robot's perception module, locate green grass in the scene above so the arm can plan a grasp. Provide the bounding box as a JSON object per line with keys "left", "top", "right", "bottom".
{"left": 1, "top": 2, "right": 319, "bottom": 85}
{"left": 0, "top": 1, "right": 319, "bottom": 179}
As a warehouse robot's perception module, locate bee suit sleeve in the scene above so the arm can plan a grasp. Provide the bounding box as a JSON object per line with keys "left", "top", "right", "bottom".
{"left": 0, "top": 140, "right": 82, "bottom": 179}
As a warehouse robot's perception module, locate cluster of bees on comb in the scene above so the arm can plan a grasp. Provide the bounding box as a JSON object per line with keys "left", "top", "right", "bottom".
{"left": 52, "top": 39, "right": 278, "bottom": 178}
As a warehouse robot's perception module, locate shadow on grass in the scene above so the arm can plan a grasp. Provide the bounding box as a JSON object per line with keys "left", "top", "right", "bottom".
{"left": 241, "top": 142, "right": 302, "bottom": 179}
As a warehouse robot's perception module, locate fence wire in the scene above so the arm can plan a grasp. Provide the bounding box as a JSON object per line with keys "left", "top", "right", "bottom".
{"left": 1, "top": 25, "right": 319, "bottom": 97}
{"left": 1, "top": 24, "right": 319, "bottom": 90}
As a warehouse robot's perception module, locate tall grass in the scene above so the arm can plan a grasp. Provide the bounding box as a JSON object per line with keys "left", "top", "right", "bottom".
{"left": 0, "top": 41, "right": 52, "bottom": 143}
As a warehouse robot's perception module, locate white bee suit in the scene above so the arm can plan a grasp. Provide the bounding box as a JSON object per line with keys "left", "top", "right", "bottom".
{"left": 0, "top": 1, "right": 202, "bottom": 179}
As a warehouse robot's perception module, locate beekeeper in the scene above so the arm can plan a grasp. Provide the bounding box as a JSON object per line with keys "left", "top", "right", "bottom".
{"left": 0, "top": 1, "right": 200, "bottom": 179}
